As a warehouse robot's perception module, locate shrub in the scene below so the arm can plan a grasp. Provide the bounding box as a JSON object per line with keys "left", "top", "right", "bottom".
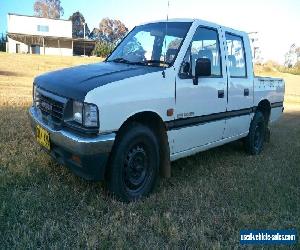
{"left": 263, "top": 60, "right": 300, "bottom": 75}
{"left": 92, "top": 41, "right": 115, "bottom": 58}
{"left": 276, "top": 64, "right": 300, "bottom": 75}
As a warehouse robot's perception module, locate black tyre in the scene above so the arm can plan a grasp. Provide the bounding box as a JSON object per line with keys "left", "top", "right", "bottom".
{"left": 244, "top": 111, "right": 266, "bottom": 155}
{"left": 107, "top": 123, "right": 159, "bottom": 202}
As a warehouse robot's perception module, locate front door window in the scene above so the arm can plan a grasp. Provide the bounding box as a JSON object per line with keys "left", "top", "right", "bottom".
{"left": 16, "top": 44, "right": 20, "bottom": 53}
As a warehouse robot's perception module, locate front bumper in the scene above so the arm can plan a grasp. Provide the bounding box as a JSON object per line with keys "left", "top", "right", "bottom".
{"left": 28, "top": 106, "right": 115, "bottom": 180}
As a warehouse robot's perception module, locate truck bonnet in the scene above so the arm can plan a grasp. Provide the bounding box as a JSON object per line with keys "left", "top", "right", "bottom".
{"left": 34, "top": 62, "right": 164, "bottom": 101}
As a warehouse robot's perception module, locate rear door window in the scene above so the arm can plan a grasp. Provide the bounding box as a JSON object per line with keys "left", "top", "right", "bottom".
{"left": 225, "top": 33, "right": 247, "bottom": 77}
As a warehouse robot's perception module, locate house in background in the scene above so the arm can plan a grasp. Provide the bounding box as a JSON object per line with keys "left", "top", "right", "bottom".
{"left": 6, "top": 13, "right": 96, "bottom": 56}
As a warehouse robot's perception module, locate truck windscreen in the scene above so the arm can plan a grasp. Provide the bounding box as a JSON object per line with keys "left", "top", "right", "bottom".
{"left": 107, "top": 22, "right": 192, "bottom": 67}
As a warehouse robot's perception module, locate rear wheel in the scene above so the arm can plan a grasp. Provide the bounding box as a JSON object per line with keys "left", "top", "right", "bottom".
{"left": 244, "top": 111, "right": 266, "bottom": 155}
{"left": 106, "top": 123, "right": 159, "bottom": 202}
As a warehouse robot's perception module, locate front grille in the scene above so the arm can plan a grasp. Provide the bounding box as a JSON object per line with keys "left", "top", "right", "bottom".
{"left": 35, "top": 88, "right": 66, "bottom": 125}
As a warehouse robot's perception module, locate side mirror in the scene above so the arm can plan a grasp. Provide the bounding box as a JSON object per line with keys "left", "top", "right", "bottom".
{"left": 193, "top": 58, "right": 211, "bottom": 85}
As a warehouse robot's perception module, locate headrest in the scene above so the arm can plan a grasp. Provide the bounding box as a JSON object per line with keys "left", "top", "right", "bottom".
{"left": 198, "top": 49, "right": 213, "bottom": 62}
{"left": 228, "top": 55, "right": 237, "bottom": 67}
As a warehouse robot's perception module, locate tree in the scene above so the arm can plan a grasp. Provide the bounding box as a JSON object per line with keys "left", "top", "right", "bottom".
{"left": 69, "top": 11, "right": 90, "bottom": 38}
{"left": 296, "top": 47, "right": 300, "bottom": 61}
{"left": 0, "top": 33, "right": 7, "bottom": 52}
{"left": 90, "top": 28, "right": 101, "bottom": 40}
{"left": 92, "top": 18, "right": 128, "bottom": 44}
{"left": 92, "top": 41, "right": 114, "bottom": 57}
{"left": 168, "top": 38, "right": 182, "bottom": 50}
{"left": 34, "top": 0, "right": 64, "bottom": 19}
{"left": 284, "top": 44, "right": 298, "bottom": 67}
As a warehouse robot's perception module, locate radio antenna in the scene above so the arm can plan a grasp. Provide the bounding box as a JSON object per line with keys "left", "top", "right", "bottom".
{"left": 167, "top": 0, "right": 170, "bottom": 21}
{"left": 164, "top": 0, "right": 170, "bottom": 63}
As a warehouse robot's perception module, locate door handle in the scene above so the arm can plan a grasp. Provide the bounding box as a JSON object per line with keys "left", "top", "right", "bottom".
{"left": 244, "top": 88, "right": 249, "bottom": 96}
{"left": 218, "top": 90, "right": 225, "bottom": 98}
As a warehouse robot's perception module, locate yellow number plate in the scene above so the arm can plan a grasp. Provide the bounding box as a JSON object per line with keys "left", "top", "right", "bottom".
{"left": 36, "top": 125, "right": 51, "bottom": 150}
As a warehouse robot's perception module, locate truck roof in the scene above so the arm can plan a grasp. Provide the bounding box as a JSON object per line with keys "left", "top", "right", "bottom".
{"left": 141, "top": 18, "right": 246, "bottom": 36}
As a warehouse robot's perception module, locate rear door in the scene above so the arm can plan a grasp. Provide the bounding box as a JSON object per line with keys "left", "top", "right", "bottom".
{"left": 170, "top": 24, "right": 227, "bottom": 153}
{"left": 222, "top": 30, "right": 254, "bottom": 138}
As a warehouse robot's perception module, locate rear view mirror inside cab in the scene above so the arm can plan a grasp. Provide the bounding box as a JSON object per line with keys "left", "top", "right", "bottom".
{"left": 150, "top": 30, "right": 164, "bottom": 37}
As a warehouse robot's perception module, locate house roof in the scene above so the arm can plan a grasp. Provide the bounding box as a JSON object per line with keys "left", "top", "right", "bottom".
{"left": 7, "top": 32, "right": 96, "bottom": 43}
{"left": 8, "top": 13, "right": 71, "bottom": 22}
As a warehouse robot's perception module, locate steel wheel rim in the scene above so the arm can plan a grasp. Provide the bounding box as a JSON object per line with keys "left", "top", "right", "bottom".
{"left": 123, "top": 143, "right": 151, "bottom": 192}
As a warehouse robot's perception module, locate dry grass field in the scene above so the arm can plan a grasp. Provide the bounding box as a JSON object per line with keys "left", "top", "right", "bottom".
{"left": 0, "top": 53, "right": 100, "bottom": 106}
{"left": 0, "top": 52, "right": 299, "bottom": 248}
{"left": 255, "top": 64, "right": 300, "bottom": 104}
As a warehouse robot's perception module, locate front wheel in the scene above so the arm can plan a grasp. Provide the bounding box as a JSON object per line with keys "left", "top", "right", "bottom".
{"left": 244, "top": 111, "right": 266, "bottom": 155}
{"left": 106, "top": 123, "right": 159, "bottom": 202}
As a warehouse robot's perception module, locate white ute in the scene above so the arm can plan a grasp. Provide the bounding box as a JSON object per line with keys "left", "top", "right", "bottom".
{"left": 29, "top": 19, "right": 285, "bottom": 201}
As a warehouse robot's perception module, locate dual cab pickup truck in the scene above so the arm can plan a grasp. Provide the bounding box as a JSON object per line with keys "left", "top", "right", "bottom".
{"left": 29, "top": 19, "right": 285, "bottom": 201}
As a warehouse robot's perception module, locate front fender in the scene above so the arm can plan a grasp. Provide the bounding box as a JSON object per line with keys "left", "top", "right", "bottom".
{"left": 85, "top": 70, "right": 175, "bottom": 133}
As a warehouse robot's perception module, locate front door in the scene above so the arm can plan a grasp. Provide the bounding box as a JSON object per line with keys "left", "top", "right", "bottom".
{"left": 171, "top": 25, "right": 227, "bottom": 154}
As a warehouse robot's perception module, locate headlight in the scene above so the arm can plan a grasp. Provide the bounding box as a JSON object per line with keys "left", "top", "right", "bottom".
{"left": 73, "top": 101, "right": 83, "bottom": 124}
{"left": 68, "top": 101, "right": 99, "bottom": 129}
{"left": 83, "top": 103, "right": 98, "bottom": 127}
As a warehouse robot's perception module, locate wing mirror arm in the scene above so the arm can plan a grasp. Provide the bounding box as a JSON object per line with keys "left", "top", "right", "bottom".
{"left": 193, "top": 77, "right": 199, "bottom": 85}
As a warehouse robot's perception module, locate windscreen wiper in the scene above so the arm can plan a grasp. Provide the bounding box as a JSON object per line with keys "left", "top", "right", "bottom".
{"left": 136, "top": 60, "right": 170, "bottom": 67}
{"left": 109, "top": 58, "right": 133, "bottom": 64}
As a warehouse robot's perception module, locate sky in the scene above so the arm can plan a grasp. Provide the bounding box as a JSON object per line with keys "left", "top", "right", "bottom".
{"left": 0, "top": 0, "right": 299, "bottom": 63}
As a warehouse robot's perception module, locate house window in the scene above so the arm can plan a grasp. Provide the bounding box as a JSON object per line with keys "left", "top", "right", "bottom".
{"left": 16, "top": 44, "right": 20, "bottom": 53}
{"left": 37, "top": 25, "right": 49, "bottom": 32}
{"left": 31, "top": 45, "right": 40, "bottom": 54}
